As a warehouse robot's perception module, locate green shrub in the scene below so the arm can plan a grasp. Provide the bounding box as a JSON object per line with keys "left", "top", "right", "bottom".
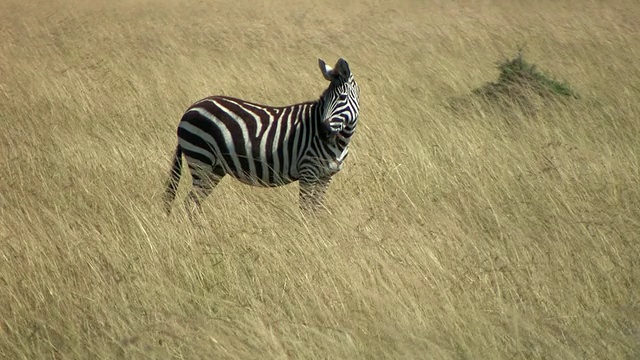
{"left": 448, "top": 50, "right": 579, "bottom": 116}
{"left": 473, "top": 50, "right": 579, "bottom": 101}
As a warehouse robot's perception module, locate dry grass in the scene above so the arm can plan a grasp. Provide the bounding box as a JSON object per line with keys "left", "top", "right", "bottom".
{"left": 1, "top": 0, "right": 639, "bottom": 358}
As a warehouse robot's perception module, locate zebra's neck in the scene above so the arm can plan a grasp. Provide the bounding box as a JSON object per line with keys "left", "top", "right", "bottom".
{"left": 265, "top": 97, "right": 349, "bottom": 180}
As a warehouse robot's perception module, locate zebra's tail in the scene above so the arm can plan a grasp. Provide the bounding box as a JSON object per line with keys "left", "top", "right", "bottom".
{"left": 164, "top": 144, "right": 183, "bottom": 215}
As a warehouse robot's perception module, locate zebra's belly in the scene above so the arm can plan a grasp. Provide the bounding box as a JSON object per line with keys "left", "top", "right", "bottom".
{"left": 231, "top": 175, "right": 295, "bottom": 187}
{"left": 225, "top": 159, "right": 298, "bottom": 187}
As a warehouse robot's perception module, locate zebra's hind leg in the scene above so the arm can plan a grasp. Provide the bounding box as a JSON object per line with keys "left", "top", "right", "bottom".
{"left": 184, "top": 164, "right": 225, "bottom": 221}
{"left": 299, "top": 175, "right": 332, "bottom": 214}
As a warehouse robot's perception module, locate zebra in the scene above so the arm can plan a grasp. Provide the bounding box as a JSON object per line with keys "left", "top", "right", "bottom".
{"left": 164, "top": 58, "right": 360, "bottom": 216}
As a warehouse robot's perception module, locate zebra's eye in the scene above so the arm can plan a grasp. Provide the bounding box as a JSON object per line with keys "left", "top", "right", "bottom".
{"left": 338, "top": 94, "right": 348, "bottom": 101}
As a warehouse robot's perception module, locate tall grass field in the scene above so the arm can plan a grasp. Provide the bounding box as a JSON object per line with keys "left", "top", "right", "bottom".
{"left": 1, "top": 0, "right": 639, "bottom": 358}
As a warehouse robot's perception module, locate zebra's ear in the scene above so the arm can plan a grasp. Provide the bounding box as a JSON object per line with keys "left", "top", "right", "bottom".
{"left": 335, "top": 58, "right": 351, "bottom": 80}
{"left": 318, "top": 58, "right": 334, "bottom": 81}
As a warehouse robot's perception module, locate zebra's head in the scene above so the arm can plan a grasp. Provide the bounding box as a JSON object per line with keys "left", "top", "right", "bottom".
{"left": 318, "top": 58, "right": 360, "bottom": 142}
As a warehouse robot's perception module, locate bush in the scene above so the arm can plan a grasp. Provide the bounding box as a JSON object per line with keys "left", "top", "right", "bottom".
{"left": 448, "top": 50, "right": 579, "bottom": 115}
{"left": 473, "top": 50, "right": 579, "bottom": 102}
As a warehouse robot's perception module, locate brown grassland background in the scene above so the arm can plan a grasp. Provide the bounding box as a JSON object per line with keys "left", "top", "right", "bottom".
{"left": 1, "top": 0, "right": 639, "bottom": 358}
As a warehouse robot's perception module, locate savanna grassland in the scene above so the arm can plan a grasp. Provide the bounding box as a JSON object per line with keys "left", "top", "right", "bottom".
{"left": 1, "top": 0, "right": 639, "bottom": 358}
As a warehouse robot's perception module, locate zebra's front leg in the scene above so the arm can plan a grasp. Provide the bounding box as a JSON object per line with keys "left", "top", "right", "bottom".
{"left": 299, "top": 175, "right": 332, "bottom": 213}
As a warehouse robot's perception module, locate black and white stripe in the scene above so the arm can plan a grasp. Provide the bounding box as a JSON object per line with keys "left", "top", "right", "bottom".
{"left": 164, "top": 58, "right": 360, "bottom": 215}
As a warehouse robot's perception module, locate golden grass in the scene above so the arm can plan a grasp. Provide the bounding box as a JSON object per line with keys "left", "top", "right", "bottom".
{"left": 1, "top": 0, "right": 639, "bottom": 358}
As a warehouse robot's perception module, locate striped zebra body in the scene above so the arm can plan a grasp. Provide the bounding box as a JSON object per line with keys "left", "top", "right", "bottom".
{"left": 164, "top": 58, "right": 360, "bottom": 215}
